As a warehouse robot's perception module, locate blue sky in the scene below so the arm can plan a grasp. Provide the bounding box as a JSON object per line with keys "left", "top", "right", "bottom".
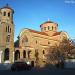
{"left": 0, "top": 0, "right": 75, "bottom": 41}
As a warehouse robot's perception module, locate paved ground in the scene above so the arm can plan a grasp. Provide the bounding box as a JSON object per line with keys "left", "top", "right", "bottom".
{"left": 0, "top": 63, "right": 75, "bottom": 75}
{"left": 0, "top": 68, "right": 75, "bottom": 75}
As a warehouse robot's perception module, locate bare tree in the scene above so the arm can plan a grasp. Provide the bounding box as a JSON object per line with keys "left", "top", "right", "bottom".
{"left": 46, "top": 39, "right": 75, "bottom": 66}
{"left": 59, "top": 39, "right": 75, "bottom": 59}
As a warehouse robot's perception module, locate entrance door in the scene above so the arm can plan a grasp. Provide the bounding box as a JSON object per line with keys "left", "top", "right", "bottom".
{"left": 31, "top": 61, "right": 34, "bottom": 67}
{"left": 15, "top": 50, "right": 20, "bottom": 60}
{"left": 4, "top": 48, "right": 9, "bottom": 61}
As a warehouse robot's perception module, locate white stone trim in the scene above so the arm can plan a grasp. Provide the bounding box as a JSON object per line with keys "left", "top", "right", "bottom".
{"left": 0, "top": 51, "right": 3, "bottom": 63}
{"left": 13, "top": 51, "right": 15, "bottom": 62}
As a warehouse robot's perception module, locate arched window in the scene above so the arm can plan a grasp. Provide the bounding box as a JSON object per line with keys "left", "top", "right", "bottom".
{"left": 4, "top": 12, "right": 6, "bottom": 16}
{"left": 35, "top": 49, "right": 39, "bottom": 58}
{"left": 23, "top": 50, "right": 26, "bottom": 58}
{"left": 8, "top": 12, "right": 10, "bottom": 17}
{"left": 48, "top": 26, "right": 50, "bottom": 30}
{"left": 22, "top": 36, "right": 28, "bottom": 45}
{"left": 43, "top": 50, "right": 45, "bottom": 54}
{"left": 6, "top": 35, "right": 10, "bottom": 42}
{"left": 52, "top": 26, "right": 53, "bottom": 30}
{"left": 6, "top": 27, "right": 7, "bottom": 32}
{"left": 8, "top": 26, "right": 9, "bottom": 32}
{"left": 36, "top": 40, "right": 37, "bottom": 44}
{"left": 25, "top": 36, "right": 28, "bottom": 42}
{"left": 48, "top": 42, "right": 50, "bottom": 44}
{"left": 4, "top": 48, "right": 9, "bottom": 61}
{"left": 10, "top": 28, "right": 11, "bottom": 33}
{"left": 28, "top": 51, "right": 31, "bottom": 59}
{"left": 31, "top": 61, "right": 34, "bottom": 67}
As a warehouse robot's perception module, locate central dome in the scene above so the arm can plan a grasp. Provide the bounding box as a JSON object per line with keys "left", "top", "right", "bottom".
{"left": 40, "top": 20, "right": 58, "bottom": 32}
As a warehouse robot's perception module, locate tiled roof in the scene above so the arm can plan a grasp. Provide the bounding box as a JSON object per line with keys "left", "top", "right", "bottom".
{"left": 28, "top": 29, "right": 49, "bottom": 36}
{"left": 53, "top": 32, "right": 61, "bottom": 36}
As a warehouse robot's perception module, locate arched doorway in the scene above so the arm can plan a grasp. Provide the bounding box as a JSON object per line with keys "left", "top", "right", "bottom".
{"left": 4, "top": 48, "right": 9, "bottom": 61}
{"left": 23, "top": 50, "right": 26, "bottom": 58}
{"left": 15, "top": 50, "right": 20, "bottom": 60}
{"left": 31, "top": 61, "right": 34, "bottom": 67}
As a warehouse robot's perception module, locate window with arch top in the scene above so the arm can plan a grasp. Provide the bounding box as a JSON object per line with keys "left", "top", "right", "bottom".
{"left": 8, "top": 12, "right": 10, "bottom": 17}
{"left": 22, "top": 36, "right": 28, "bottom": 44}
{"left": 52, "top": 26, "right": 53, "bottom": 30}
{"left": 48, "top": 26, "right": 50, "bottom": 30}
{"left": 10, "top": 28, "right": 11, "bottom": 33}
{"left": 43, "top": 50, "right": 45, "bottom": 54}
{"left": 23, "top": 50, "right": 26, "bottom": 58}
{"left": 4, "top": 12, "right": 6, "bottom": 16}
{"left": 8, "top": 26, "right": 9, "bottom": 32}
{"left": 25, "top": 36, "right": 28, "bottom": 42}
{"left": 6, "top": 35, "right": 10, "bottom": 42}
{"left": 6, "top": 26, "right": 7, "bottom": 32}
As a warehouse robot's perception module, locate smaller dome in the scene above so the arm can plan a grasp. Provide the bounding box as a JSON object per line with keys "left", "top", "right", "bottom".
{"left": 40, "top": 20, "right": 58, "bottom": 32}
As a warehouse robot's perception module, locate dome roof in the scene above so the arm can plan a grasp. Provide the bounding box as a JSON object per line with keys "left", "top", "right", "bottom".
{"left": 40, "top": 20, "right": 58, "bottom": 27}
{"left": 43, "top": 21, "right": 54, "bottom": 24}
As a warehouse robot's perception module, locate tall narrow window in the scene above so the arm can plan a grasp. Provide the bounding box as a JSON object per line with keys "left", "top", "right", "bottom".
{"left": 8, "top": 12, "right": 10, "bottom": 17}
{"left": 6, "top": 35, "right": 10, "bottom": 42}
{"left": 28, "top": 51, "right": 31, "bottom": 59}
{"left": 8, "top": 26, "right": 9, "bottom": 32}
{"left": 23, "top": 50, "right": 26, "bottom": 58}
{"left": 6, "top": 27, "right": 7, "bottom": 32}
{"left": 52, "top": 26, "right": 53, "bottom": 30}
{"left": 48, "top": 26, "right": 50, "bottom": 30}
{"left": 4, "top": 12, "right": 6, "bottom": 16}
{"left": 43, "top": 50, "right": 45, "bottom": 54}
{"left": 10, "top": 28, "right": 11, "bottom": 33}
{"left": 36, "top": 40, "right": 37, "bottom": 44}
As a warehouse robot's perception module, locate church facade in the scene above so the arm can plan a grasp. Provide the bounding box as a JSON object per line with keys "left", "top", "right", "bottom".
{"left": 0, "top": 5, "right": 69, "bottom": 67}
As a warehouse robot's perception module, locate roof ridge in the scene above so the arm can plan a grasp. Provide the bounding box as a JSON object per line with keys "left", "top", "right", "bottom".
{"left": 27, "top": 28, "right": 49, "bottom": 36}
{"left": 53, "top": 32, "right": 61, "bottom": 36}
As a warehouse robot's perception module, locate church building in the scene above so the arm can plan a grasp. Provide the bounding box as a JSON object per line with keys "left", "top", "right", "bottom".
{"left": 0, "top": 5, "right": 69, "bottom": 67}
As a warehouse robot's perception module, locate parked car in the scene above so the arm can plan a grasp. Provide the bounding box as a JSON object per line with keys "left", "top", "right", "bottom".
{"left": 11, "top": 61, "right": 32, "bottom": 71}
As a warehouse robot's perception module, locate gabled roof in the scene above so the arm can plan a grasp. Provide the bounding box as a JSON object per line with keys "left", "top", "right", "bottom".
{"left": 28, "top": 29, "right": 49, "bottom": 36}
{"left": 53, "top": 32, "right": 61, "bottom": 36}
